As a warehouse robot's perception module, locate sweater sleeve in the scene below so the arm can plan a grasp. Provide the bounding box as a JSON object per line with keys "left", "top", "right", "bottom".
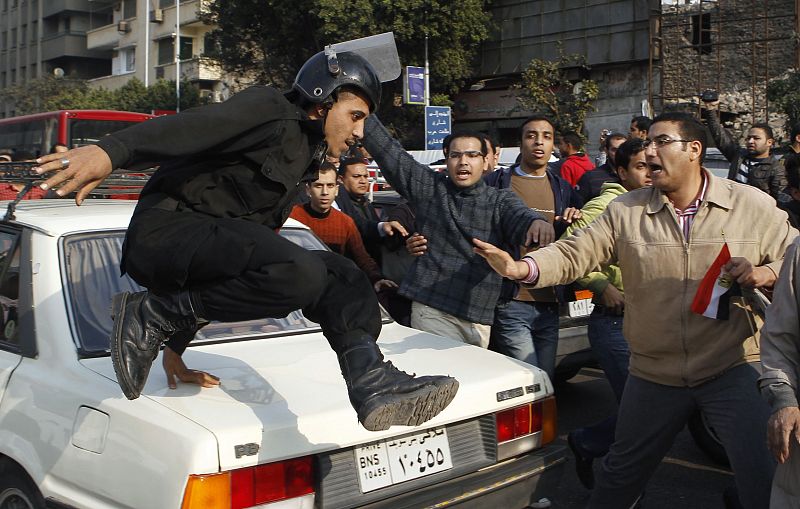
{"left": 759, "top": 239, "right": 800, "bottom": 411}
{"left": 343, "top": 215, "right": 384, "bottom": 283}
{"left": 702, "top": 108, "right": 741, "bottom": 164}
{"left": 96, "top": 86, "right": 296, "bottom": 170}
{"left": 361, "top": 115, "right": 437, "bottom": 209}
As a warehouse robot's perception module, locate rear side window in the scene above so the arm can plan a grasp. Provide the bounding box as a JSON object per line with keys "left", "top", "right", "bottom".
{"left": 62, "top": 229, "right": 329, "bottom": 354}
{"left": 0, "top": 230, "right": 21, "bottom": 346}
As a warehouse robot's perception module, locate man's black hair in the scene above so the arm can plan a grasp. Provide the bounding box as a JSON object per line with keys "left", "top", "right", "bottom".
{"left": 480, "top": 132, "right": 500, "bottom": 154}
{"left": 631, "top": 115, "right": 652, "bottom": 132}
{"left": 750, "top": 122, "right": 774, "bottom": 141}
{"left": 441, "top": 131, "right": 488, "bottom": 156}
{"left": 519, "top": 115, "right": 556, "bottom": 141}
{"left": 560, "top": 130, "right": 583, "bottom": 150}
{"left": 651, "top": 112, "right": 707, "bottom": 163}
{"left": 614, "top": 138, "right": 646, "bottom": 174}
{"left": 791, "top": 123, "right": 800, "bottom": 142}
{"left": 338, "top": 155, "right": 369, "bottom": 176}
{"left": 605, "top": 132, "right": 628, "bottom": 151}
{"left": 785, "top": 153, "right": 800, "bottom": 190}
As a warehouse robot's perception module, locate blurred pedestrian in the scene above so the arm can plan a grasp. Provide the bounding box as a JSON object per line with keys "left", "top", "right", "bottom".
{"left": 629, "top": 115, "right": 651, "bottom": 140}
{"left": 557, "top": 130, "right": 594, "bottom": 187}
{"left": 576, "top": 131, "right": 627, "bottom": 202}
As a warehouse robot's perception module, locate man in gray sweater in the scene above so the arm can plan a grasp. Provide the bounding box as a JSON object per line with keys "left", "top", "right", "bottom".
{"left": 362, "top": 118, "right": 554, "bottom": 347}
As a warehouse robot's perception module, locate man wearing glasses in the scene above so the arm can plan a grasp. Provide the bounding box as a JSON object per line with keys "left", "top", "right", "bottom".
{"left": 360, "top": 125, "right": 554, "bottom": 347}
{"left": 474, "top": 112, "right": 795, "bottom": 508}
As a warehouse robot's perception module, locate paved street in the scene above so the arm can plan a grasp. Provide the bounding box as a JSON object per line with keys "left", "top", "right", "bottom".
{"left": 549, "top": 368, "right": 737, "bottom": 509}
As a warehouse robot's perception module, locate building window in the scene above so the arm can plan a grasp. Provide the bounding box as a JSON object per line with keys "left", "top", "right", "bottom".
{"left": 30, "top": 63, "right": 35, "bottom": 78}
{"left": 203, "top": 33, "right": 220, "bottom": 58}
{"left": 19, "top": 66, "right": 25, "bottom": 83}
{"left": 123, "top": 47, "right": 135, "bottom": 72}
{"left": 691, "top": 13, "right": 712, "bottom": 55}
{"left": 30, "top": 21, "right": 36, "bottom": 42}
{"left": 157, "top": 38, "right": 172, "bottom": 65}
{"left": 9, "top": 29, "right": 15, "bottom": 48}
{"left": 123, "top": 0, "right": 136, "bottom": 20}
{"left": 20, "top": 25, "right": 25, "bottom": 46}
{"left": 159, "top": 0, "right": 174, "bottom": 8}
{"left": 10, "top": 69, "right": 15, "bottom": 84}
{"left": 179, "top": 36, "right": 192, "bottom": 60}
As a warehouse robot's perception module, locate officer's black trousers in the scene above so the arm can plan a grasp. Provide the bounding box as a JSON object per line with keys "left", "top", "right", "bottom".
{"left": 122, "top": 206, "right": 382, "bottom": 354}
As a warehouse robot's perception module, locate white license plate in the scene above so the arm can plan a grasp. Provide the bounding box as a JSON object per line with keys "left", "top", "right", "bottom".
{"left": 354, "top": 427, "right": 453, "bottom": 493}
{"left": 568, "top": 298, "right": 595, "bottom": 317}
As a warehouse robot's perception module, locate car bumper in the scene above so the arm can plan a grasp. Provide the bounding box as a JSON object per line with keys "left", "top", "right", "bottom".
{"left": 360, "top": 444, "right": 566, "bottom": 509}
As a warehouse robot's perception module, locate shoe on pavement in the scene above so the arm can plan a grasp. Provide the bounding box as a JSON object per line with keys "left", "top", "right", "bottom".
{"left": 568, "top": 430, "right": 595, "bottom": 490}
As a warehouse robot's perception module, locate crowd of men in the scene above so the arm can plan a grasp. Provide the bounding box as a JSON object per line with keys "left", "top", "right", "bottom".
{"left": 283, "top": 108, "right": 800, "bottom": 509}
{"left": 28, "top": 51, "right": 800, "bottom": 507}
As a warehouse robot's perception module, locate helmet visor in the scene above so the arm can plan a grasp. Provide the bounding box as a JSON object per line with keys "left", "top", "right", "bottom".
{"left": 328, "top": 32, "right": 401, "bottom": 83}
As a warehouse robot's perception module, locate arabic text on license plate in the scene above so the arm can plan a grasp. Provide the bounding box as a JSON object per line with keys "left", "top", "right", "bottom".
{"left": 355, "top": 427, "right": 453, "bottom": 493}
{"left": 568, "top": 298, "right": 595, "bottom": 317}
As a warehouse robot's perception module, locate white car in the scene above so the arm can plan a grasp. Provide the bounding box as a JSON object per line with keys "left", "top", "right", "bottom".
{"left": 0, "top": 200, "right": 565, "bottom": 509}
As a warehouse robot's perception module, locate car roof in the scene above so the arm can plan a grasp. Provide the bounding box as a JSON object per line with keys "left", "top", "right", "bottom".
{"left": 2, "top": 199, "right": 310, "bottom": 236}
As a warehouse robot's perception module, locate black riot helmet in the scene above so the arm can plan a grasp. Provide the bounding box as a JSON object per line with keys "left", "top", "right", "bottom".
{"left": 292, "top": 49, "right": 382, "bottom": 112}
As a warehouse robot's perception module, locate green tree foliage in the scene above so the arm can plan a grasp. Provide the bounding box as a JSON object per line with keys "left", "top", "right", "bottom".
{"left": 767, "top": 70, "right": 800, "bottom": 130}
{"left": 0, "top": 76, "right": 207, "bottom": 115}
{"left": 200, "top": 0, "right": 492, "bottom": 144}
{"left": 517, "top": 51, "right": 599, "bottom": 135}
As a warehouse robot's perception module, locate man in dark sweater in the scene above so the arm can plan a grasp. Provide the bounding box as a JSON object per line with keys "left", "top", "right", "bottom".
{"left": 703, "top": 101, "right": 788, "bottom": 202}
{"left": 361, "top": 125, "right": 553, "bottom": 347}
{"left": 34, "top": 48, "right": 458, "bottom": 432}
{"left": 575, "top": 131, "right": 626, "bottom": 202}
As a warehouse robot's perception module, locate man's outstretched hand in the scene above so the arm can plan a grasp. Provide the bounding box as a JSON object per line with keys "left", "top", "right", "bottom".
{"left": 163, "top": 346, "right": 221, "bottom": 390}
{"left": 34, "top": 145, "right": 114, "bottom": 205}
{"left": 473, "top": 238, "right": 531, "bottom": 280}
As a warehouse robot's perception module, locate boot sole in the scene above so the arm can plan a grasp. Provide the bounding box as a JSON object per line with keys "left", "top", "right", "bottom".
{"left": 110, "top": 292, "right": 141, "bottom": 400}
{"left": 358, "top": 378, "right": 459, "bottom": 432}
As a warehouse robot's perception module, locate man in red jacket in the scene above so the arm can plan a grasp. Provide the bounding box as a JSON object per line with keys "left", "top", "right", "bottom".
{"left": 558, "top": 130, "right": 595, "bottom": 187}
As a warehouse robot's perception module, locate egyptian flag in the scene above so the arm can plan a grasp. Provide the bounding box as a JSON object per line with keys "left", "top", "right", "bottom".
{"left": 691, "top": 243, "right": 741, "bottom": 320}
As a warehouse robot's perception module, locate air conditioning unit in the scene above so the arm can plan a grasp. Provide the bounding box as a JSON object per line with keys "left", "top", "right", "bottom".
{"left": 199, "top": 89, "right": 212, "bottom": 99}
{"left": 117, "top": 21, "right": 130, "bottom": 33}
{"left": 150, "top": 8, "right": 164, "bottom": 23}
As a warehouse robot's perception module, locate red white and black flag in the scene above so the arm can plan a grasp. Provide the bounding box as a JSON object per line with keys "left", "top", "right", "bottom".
{"left": 691, "top": 243, "right": 741, "bottom": 320}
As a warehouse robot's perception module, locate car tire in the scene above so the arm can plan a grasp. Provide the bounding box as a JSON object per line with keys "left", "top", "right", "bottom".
{"left": 0, "top": 461, "right": 46, "bottom": 509}
{"left": 687, "top": 410, "right": 730, "bottom": 467}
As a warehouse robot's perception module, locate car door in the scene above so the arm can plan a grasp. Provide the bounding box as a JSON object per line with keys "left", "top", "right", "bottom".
{"left": 0, "top": 228, "right": 24, "bottom": 402}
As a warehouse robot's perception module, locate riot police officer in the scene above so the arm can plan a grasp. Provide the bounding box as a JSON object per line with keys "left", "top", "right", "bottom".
{"left": 34, "top": 47, "right": 458, "bottom": 432}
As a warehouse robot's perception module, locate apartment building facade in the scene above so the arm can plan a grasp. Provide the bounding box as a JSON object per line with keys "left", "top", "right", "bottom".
{"left": 85, "top": 0, "right": 228, "bottom": 103}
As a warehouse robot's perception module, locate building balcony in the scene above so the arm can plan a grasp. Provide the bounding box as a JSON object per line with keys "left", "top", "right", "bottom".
{"left": 86, "top": 71, "right": 137, "bottom": 90}
{"left": 86, "top": 23, "right": 121, "bottom": 51}
{"left": 41, "top": 32, "right": 110, "bottom": 60}
{"left": 156, "top": 57, "right": 222, "bottom": 82}
{"left": 42, "top": 0, "right": 110, "bottom": 19}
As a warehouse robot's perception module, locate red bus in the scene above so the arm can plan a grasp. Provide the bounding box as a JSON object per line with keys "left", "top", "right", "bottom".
{"left": 0, "top": 110, "right": 155, "bottom": 158}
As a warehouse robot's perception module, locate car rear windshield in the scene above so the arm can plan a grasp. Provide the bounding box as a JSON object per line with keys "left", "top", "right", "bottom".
{"left": 62, "top": 228, "right": 328, "bottom": 354}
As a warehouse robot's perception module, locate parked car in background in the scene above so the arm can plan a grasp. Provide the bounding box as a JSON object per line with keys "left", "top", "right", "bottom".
{"left": 0, "top": 200, "right": 566, "bottom": 509}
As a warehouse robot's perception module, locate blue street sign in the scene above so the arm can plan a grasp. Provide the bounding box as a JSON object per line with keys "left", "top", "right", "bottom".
{"left": 404, "top": 66, "right": 426, "bottom": 105}
{"left": 425, "top": 106, "right": 451, "bottom": 150}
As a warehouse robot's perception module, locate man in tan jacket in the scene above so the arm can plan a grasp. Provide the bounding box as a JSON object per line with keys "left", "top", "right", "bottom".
{"left": 759, "top": 237, "right": 800, "bottom": 508}
{"left": 474, "top": 112, "right": 797, "bottom": 509}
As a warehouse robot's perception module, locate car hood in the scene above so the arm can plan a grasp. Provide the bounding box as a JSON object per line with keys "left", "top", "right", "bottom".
{"left": 82, "top": 323, "right": 550, "bottom": 471}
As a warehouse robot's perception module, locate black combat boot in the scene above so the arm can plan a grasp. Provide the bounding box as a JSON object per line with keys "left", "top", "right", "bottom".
{"left": 110, "top": 290, "right": 203, "bottom": 400}
{"left": 338, "top": 340, "right": 459, "bottom": 431}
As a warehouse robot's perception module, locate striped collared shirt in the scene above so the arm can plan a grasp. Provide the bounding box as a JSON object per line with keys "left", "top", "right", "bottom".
{"left": 672, "top": 174, "right": 708, "bottom": 240}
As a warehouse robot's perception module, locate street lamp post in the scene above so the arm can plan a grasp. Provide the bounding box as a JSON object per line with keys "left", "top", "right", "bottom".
{"left": 175, "top": 0, "right": 181, "bottom": 112}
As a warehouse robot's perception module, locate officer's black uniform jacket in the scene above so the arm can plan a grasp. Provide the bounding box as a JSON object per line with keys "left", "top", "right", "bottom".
{"left": 97, "top": 85, "right": 324, "bottom": 230}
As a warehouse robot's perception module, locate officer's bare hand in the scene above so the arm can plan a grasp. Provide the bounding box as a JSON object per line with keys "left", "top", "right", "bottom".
{"left": 163, "top": 346, "right": 220, "bottom": 389}
{"left": 525, "top": 219, "right": 555, "bottom": 248}
{"left": 374, "top": 279, "right": 398, "bottom": 292}
{"left": 406, "top": 233, "right": 427, "bottom": 257}
{"left": 555, "top": 207, "right": 582, "bottom": 225}
{"left": 473, "top": 238, "right": 531, "bottom": 280}
{"left": 382, "top": 220, "right": 408, "bottom": 237}
{"left": 34, "top": 145, "right": 113, "bottom": 205}
{"left": 767, "top": 406, "right": 800, "bottom": 464}
{"left": 724, "top": 257, "right": 776, "bottom": 288}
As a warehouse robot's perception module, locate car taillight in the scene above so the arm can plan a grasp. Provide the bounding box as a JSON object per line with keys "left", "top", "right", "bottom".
{"left": 495, "top": 397, "right": 557, "bottom": 445}
{"left": 181, "top": 456, "right": 314, "bottom": 509}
